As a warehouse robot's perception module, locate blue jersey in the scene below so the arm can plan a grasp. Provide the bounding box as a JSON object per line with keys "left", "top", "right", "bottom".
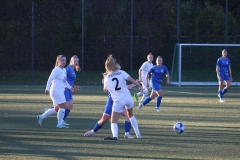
{"left": 216, "top": 57, "right": 231, "bottom": 75}
{"left": 65, "top": 65, "right": 76, "bottom": 86}
{"left": 64, "top": 65, "right": 76, "bottom": 101}
{"left": 148, "top": 65, "right": 169, "bottom": 84}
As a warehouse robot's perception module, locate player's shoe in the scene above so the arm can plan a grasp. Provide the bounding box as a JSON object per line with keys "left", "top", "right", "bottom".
{"left": 137, "top": 135, "right": 142, "bottom": 139}
{"left": 37, "top": 115, "right": 43, "bottom": 126}
{"left": 62, "top": 121, "right": 70, "bottom": 126}
{"left": 134, "top": 93, "right": 139, "bottom": 102}
{"left": 56, "top": 124, "right": 69, "bottom": 129}
{"left": 219, "top": 98, "right": 225, "bottom": 103}
{"left": 155, "top": 107, "right": 161, "bottom": 112}
{"left": 103, "top": 136, "right": 118, "bottom": 140}
{"left": 124, "top": 133, "right": 134, "bottom": 139}
{"left": 137, "top": 103, "right": 143, "bottom": 111}
{"left": 84, "top": 130, "right": 95, "bottom": 137}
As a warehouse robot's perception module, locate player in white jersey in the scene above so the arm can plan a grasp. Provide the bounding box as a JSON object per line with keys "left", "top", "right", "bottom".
{"left": 134, "top": 53, "right": 153, "bottom": 103}
{"left": 103, "top": 55, "right": 142, "bottom": 140}
{"left": 38, "top": 55, "right": 74, "bottom": 129}
{"left": 37, "top": 55, "right": 81, "bottom": 127}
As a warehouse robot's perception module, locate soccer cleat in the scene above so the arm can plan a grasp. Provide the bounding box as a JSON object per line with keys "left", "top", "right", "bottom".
{"left": 62, "top": 121, "right": 70, "bottom": 126}
{"left": 137, "top": 135, "right": 142, "bottom": 139}
{"left": 137, "top": 103, "right": 143, "bottom": 111}
{"left": 56, "top": 124, "right": 69, "bottom": 129}
{"left": 220, "top": 98, "right": 225, "bottom": 103}
{"left": 37, "top": 115, "right": 43, "bottom": 126}
{"left": 155, "top": 107, "right": 161, "bottom": 112}
{"left": 103, "top": 136, "right": 118, "bottom": 140}
{"left": 124, "top": 133, "right": 134, "bottom": 139}
{"left": 84, "top": 130, "right": 95, "bottom": 137}
{"left": 134, "top": 93, "right": 139, "bottom": 102}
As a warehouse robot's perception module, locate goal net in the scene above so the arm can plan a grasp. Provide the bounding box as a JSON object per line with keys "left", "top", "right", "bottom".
{"left": 171, "top": 43, "right": 240, "bottom": 86}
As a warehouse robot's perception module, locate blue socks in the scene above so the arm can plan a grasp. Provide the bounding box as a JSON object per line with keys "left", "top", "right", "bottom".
{"left": 143, "top": 97, "right": 152, "bottom": 105}
{"left": 156, "top": 96, "right": 162, "bottom": 108}
{"left": 218, "top": 91, "right": 223, "bottom": 98}
{"left": 124, "top": 121, "right": 131, "bottom": 132}
{"left": 93, "top": 123, "right": 102, "bottom": 133}
{"left": 63, "top": 109, "right": 70, "bottom": 121}
{"left": 222, "top": 88, "right": 228, "bottom": 95}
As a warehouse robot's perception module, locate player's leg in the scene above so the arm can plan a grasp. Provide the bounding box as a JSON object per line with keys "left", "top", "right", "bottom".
{"left": 63, "top": 100, "right": 73, "bottom": 125}
{"left": 134, "top": 81, "right": 144, "bottom": 102}
{"left": 218, "top": 74, "right": 225, "bottom": 102}
{"left": 122, "top": 108, "right": 134, "bottom": 138}
{"left": 62, "top": 89, "right": 72, "bottom": 125}
{"left": 37, "top": 106, "right": 57, "bottom": 126}
{"left": 155, "top": 90, "right": 163, "bottom": 112}
{"left": 84, "top": 113, "right": 111, "bottom": 137}
{"left": 56, "top": 102, "right": 69, "bottom": 128}
{"left": 222, "top": 80, "right": 231, "bottom": 95}
{"left": 84, "top": 93, "right": 113, "bottom": 137}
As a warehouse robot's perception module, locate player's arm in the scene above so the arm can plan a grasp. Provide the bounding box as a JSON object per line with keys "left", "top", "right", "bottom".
{"left": 216, "top": 65, "right": 221, "bottom": 81}
{"left": 127, "top": 79, "right": 141, "bottom": 90}
{"left": 166, "top": 74, "right": 170, "bottom": 85}
{"left": 228, "top": 66, "right": 232, "bottom": 81}
{"left": 138, "top": 69, "right": 142, "bottom": 82}
{"left": 127, "top": 76, "right": 142, "bottom": 92}
{"left": 45, "top": 68, "right": 58, "bottom": 95}
{"left": 146, "top": 73, "right": 150, "bottom": 88}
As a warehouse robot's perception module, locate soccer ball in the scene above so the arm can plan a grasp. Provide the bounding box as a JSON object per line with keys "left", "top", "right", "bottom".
{"left": 173, "top": 122, "right": 185, "bottom": 134}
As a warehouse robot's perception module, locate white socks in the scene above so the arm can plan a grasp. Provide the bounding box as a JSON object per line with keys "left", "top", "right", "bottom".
{"left": 129, "top": 116, "right": 140, "bottom": 136}
{"left": 42, "top": 108, "right": 57, "bottom": 119}
{"left": 57, "top": 108, "right": 65, "bottom": 125}
{"left": 111, "top": 123, "right": 118, "bottom": 138}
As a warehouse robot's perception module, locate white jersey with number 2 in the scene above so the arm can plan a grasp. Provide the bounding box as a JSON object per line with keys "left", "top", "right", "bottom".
{"left": 104, "top": 70, "right": 130, "bottom": 101}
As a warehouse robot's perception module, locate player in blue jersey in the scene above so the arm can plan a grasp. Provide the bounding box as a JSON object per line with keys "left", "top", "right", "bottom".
{"left": 137, "top": 56, "right": 170, "bottom": 112}
{"left": 216, "top": 49, "right": 232, "bottom": 103}
{"left": 37, "top": 55, "right": 81, "bottom": 128}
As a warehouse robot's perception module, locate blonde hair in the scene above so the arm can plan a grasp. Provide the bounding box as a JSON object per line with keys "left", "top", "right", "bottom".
{"left": 55, "top": 55, "right": 66, "bottom": 67}
{"left": 70, "top": 55, "right": 81, "bottom": 72}
{"left": 105, "top": 55, "right": 118, "bottom": 73}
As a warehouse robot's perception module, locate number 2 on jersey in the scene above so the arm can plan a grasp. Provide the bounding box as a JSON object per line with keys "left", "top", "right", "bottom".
{"left": 112, "top": 78, "right": 121, "bottom": 91}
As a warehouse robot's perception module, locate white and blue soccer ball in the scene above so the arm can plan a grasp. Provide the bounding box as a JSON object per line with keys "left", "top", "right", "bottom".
{"left": 173, "top": 122, "right": 185, "bottom": 134}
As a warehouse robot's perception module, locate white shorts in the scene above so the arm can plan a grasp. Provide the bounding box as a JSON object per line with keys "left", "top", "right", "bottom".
{"left": 50, "top": 88, "right": 66, "bottom": 107}
{"left": 112, "top": 92, "right": 134, "bottom": 113}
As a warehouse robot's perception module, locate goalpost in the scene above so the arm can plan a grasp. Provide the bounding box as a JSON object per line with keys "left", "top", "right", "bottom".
{"left": 170, "top": 43, "right": 240, "bottom": 86}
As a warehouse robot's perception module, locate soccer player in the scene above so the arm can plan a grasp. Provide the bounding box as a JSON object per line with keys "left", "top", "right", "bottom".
{"left": 103, "top": 55, "right": 142, "bottom": 140}
{"left": 84, "top": 82, "right": 139, "bottom": 139}
{"left": 216, "top": 49, "right": 232, "bottom": 103}
{"left": 134, "top": 53, "right": 153, "bottom": 104}
{"left": 37, "top": 55, "right": 80, "bottom": 128}
{"left": 137, "top": 56, "right": 170, "bottom": 112}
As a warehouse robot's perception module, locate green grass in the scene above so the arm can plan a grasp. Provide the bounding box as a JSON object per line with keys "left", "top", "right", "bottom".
{"left": 0, "top": 85, "right": 239, "bottom": 160}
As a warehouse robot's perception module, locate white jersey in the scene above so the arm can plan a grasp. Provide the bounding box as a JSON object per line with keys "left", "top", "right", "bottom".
{"left": 46, "top": 66, "right": 71, "bottom": 92}
{"left": 139, "top": 61, "right": 153, "bottom": 87}
{"left": 45, "top": 66, "right": 72, "bottom": 107}
{"left": 104, "top": 70, "right": 130, "bottom": 101}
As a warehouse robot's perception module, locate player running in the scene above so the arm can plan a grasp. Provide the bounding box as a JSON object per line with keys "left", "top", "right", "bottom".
{"left": 137, "top": 56, "right": 170, "bottom": 112}
{"left": 134, "top": 53, "right": 154, "bottom": 104}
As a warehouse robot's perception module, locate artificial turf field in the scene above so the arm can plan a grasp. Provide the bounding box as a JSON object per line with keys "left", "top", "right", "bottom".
{"left": 0, "top": 85, "right": 239, "bottom": 160}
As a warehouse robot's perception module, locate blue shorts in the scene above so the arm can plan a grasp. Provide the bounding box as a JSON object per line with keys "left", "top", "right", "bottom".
{"left": 64, "top": 88, "right": 73, "bottom": 101}
{"left": 103, "top": 93, "right": 126, "bottom": 115}
{"left": 103, "top": 94, "right": 114, "bottom": 115}
{"left": 150, "top": 81, "right": 161, "bottom": 92}
{"left": 218, "top": 73, "right": 230, "bottom": 81}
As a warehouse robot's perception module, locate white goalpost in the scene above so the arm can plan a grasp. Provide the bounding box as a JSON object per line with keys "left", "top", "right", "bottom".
{"left": 170, "top": 43, "right": 240, "bottom": 86}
